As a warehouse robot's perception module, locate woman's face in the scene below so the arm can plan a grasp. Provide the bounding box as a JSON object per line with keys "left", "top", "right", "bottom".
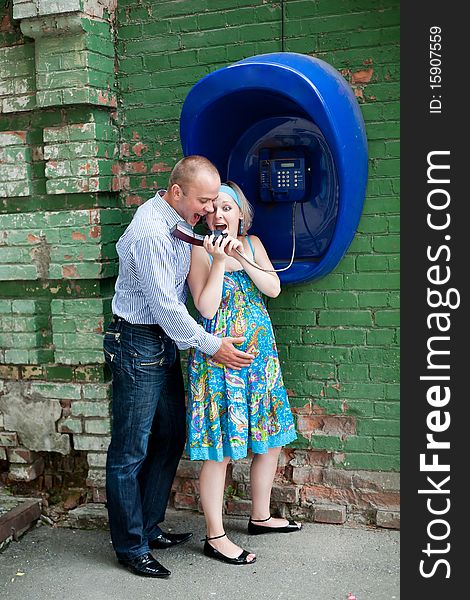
{"left": 204, "top": 191, "right": 242, "bottom": 237}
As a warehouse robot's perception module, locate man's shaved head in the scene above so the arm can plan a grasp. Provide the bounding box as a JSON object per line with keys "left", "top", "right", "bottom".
{"left": 168, "top": 155, "right": 219, "bottom": 189}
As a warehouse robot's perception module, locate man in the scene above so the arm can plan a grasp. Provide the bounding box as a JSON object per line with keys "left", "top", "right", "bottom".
{"left": 103, "top": 155, "right": 254, "bottom": 578}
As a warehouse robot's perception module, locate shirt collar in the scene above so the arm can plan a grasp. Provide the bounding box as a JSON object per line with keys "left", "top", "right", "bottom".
{"left": 152, "top": 190, "right": 184, "bottom": 228}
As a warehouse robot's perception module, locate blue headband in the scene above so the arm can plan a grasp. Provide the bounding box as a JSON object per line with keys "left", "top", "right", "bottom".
{"left": 219, "top": 184, "right": 242, "bottom": 210}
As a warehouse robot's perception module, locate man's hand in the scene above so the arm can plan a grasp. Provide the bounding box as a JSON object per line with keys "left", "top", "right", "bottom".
{"left": 212, "top": 336, "right": 254, "bottom": 370}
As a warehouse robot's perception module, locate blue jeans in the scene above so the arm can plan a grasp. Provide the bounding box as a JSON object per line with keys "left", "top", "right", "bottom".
{"left": 103, "top": 316, "right": 186, "bottom": 560}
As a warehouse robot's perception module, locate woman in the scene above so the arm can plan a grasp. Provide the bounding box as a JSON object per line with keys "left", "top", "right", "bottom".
{"left": 186, "top": 182, "right": 301, "bottom": 566}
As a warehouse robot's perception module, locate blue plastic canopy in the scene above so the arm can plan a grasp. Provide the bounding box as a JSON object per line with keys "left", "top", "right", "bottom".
{"left": 180, "top": 52, "right": 368, "bottom": 284}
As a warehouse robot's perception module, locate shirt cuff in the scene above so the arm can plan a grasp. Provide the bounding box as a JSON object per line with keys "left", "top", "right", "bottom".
{"left": 199, "top": 331, "right": 222, "bottom": 356}
{"left": 174, "top": 331, "right": 221, "bottom": 355}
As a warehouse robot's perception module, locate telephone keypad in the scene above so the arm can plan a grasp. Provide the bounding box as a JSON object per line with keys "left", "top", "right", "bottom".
{"left": 274, "top": 166, "right": 304, "bottom": 190}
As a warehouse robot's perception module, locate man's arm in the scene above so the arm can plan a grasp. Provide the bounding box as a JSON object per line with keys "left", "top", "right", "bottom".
{"left": 133, "top": 234, "right": 221, "bottom": 355}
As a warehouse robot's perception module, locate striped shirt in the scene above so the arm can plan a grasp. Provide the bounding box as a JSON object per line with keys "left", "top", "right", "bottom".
{"left": 111, "top": 191, "right": 221, "bottom": 355}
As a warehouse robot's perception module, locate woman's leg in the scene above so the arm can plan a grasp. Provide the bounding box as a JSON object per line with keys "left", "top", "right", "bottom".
{"left": 200, "top": 458, "right": 255, "bottom": 561}
{"left": 200, "top": 457, "right": 229, "bottom": 538}
{"left": 250, "top": 446, "right": 300, "bottom": 528}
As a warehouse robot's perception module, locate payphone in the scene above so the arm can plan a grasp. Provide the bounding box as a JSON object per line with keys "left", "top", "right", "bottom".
{"left": 259, "top": 149, "right": 306, "bottom": 203}
{"left": 179, "top": 52, "right": 368, "bottom": 284}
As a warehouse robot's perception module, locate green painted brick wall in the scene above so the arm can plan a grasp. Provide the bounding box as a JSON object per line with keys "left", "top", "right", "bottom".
{"left": 0, "top": 1, "right": 121, "bottom": 491}
{"left": 115, "top": 0, "right": 400, "bottom": 476}
{"left": 0, "top": 0, "right": 400, "bottom": 524}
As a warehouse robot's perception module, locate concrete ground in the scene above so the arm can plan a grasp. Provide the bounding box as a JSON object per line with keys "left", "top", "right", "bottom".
{"left": 0, "top": 508, "right": 399, "bottom": 600}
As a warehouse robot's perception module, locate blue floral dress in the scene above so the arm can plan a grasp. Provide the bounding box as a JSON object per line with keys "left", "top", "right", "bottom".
{"left": 186, "top": 242, "right": 297, "bottom": 462}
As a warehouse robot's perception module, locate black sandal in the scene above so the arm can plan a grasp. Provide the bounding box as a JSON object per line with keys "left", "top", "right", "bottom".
{"left": 248, "top": 516, "right": 302, "bottom": 535}
{"left": 203, "top": 533, "right": 256, "bottom": 565}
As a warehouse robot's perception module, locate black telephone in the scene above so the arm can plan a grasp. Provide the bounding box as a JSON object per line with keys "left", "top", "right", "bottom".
{"left": 171, "top": 219, "right": 294, "bottom": 274}
{"left": 171, "top": 221, "right": 227, "bottom": 246}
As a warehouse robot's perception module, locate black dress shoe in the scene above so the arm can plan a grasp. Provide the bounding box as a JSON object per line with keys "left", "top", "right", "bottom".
{"left": 203, "top": 533, "right": 256, "bottom": 565}
{"left": 149, "top": 531, "right": 193, "bottom": 549}
{"left": 248, "top": 516, "right": 302, "bottom": 535}
{"left": 118, "top": 552, "right": 171, "bottom": 578}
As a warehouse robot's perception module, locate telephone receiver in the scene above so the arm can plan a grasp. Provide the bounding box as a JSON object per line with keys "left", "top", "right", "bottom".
{"left": 171, "top": 218, "right": 294, "bottom": 274}
{"left": 171, "top": 221, "right": 228, "bottom": 246}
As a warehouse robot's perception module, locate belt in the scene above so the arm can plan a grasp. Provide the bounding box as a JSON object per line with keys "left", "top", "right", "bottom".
{"left": 112, "top": 315, "right": 164, "bottom": 334}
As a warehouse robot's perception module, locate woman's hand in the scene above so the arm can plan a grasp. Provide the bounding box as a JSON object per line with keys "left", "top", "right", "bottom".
{"left": 224, "top": 236, "right": 244, "bottom": 260}
{"left": 203, "top": 233, "right": 243, "bottom": 262}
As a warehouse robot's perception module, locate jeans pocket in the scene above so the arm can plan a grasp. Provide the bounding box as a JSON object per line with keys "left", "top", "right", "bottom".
{"left": 104, "top": 332, "right": 120, "bottom": 367}
{"left": 135, "top": 340, "right": 166, "bottom": 367}
{"left": 139, "top": 355, "right": 166, "bottom": 367}
{"left": 103, "top": 346, "right": 116, "bottom": 362}
{"left": 104, "top": 326, "right": 120, "bottom": 340}
{"left": 133, "top": 335, "right": 168, "bottom": 367}
{"left": 130, "top": 326, "right": 168, "bottom": 367}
